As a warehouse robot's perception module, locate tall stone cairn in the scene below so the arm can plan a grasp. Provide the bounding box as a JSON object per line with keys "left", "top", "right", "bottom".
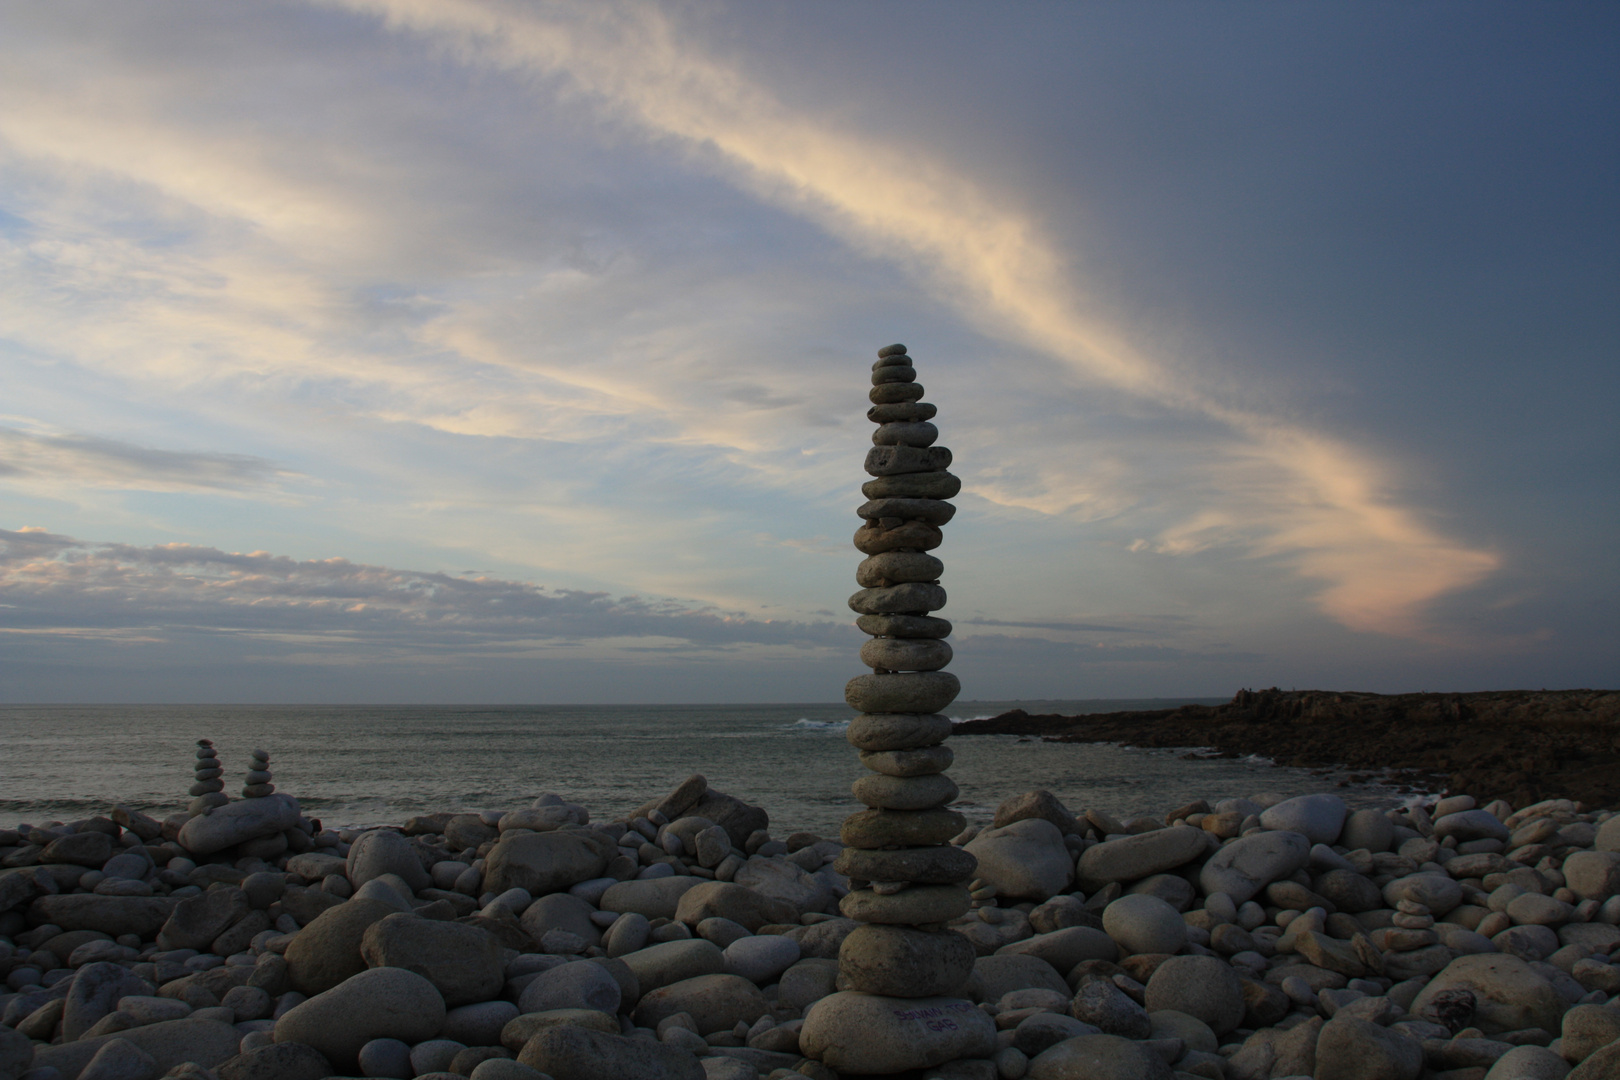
{"left": 242, "top": 748, "right": 274, "bottom": 798}
{"left": 834, "top": 343, "right": 978, "bottom": 998}
{"left": 187, "top": 739, "right": 230, "bottom": 816}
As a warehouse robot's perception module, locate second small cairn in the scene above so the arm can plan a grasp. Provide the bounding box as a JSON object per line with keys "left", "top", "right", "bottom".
{"left": 835, "top": 343, "right": 978, "bottom": 996}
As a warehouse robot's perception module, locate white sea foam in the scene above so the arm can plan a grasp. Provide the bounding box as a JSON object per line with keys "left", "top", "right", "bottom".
{"left": 787, "top": 717, "right": 849, "bottom": 732}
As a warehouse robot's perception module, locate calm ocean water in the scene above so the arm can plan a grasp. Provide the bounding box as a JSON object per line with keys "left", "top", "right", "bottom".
{"left": 0, "top": 700, "right": 1407, "bottom": 836}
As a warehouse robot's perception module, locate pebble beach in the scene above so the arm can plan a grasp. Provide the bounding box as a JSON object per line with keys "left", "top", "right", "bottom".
{"left": 3, "top": 767, "right": 1620, "bottom": 1080}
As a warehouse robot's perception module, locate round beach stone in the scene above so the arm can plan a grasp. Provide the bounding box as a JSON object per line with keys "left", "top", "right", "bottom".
{"left": 851, "top": 772, "right": 959, "bottom": 811}
{"left": 837, "top": 924, "right": 974, "bottom": 997}
{"left": 871, "top": 365, "right": 917, "bottom": 385}
{"left": 356, "top": 1037, "right": 412, "bottom": 1079}
{"left": 802, "top": 991, "right": 995, "bottom": 1074}
{"left": 359, "top": 912, "right": 505, "bottom": 1007}
{"left": 857, "top": 551, "right": 945, "bottom": 588}
{"left": 846, "top": 713, "right": 954, "bottom": 751}
{"left": 615, "top": 939, "right": 726, "bottom": 994}
{"left": 854, "top": 521, "right": 943, "bottom": 555}
{"left": 846, "top": 672, "right": 961, "bottom": 715}
{"left": 519, "top": 1026, "right": 704, "bottom": 1080}
{"left": 1143, "top": 955, "right": 1245, "bottom": 1035}
{"left": 869, "top": 381, "right": 926, "bottom": 405}
{"left": 345, "top": 830, "right": 430, "bottom": 893}
{"left": 841, "top": 808, "right": 966, "bottom": 849}
{"left": 1314, "top": 1014, "right": 1423, "bottom": 1080}
{"left": 217, "top": 1042, "right": 332, "bottom": 1080}
{"left": 674, "top": 881, "right": 796, "bottom": 932}
{"left": 857, "top": 612, "right": 953, "bottom": 638}
{"left": 1198, "top": 829, "right": 1310, "bottom": 905}
{"left": 1102, "top": 894, "right": 1187, "bottom": 956}
{"left": 965, "top": 818, "right": 1074, "bottom": 902}
{"left": 867, "top": 401, "right": 937, "bottom": 424}
{"left": 1258, "top": 794, "right": 1348, "bottom": 845}
{"left": 516, "top": 958, "right": 621, "bottom": 1015}
{"left": 631, "top": 973, "right": 769, "bottom": 1035}
{"left": 866, "top": 444, "right": 952, "bottom": 477}
{"left": 1410, "top": 954, "right": 1568, "bottom": 1035}
{"left": 599, "top": 875, "right": 702, "bottom": 921}
{"left": 1340, "top": 808, "right": 1396, "bottom": 852}
{"left": 840, "top": 884, "right": 970, "bottom": 924}
{"left": 848, "top": 583, "right": 948, "bottom": 616}
{"left": 1382, "top": 872, "right": 1464, "bottom": 916}
{"left": 441, "top": 1001, "right": 520, "bottom": 1047}
{"left": 862, "top": 470, "right": 963, "bottom": 500}
{"left": 1027, "top": 1033, "right": 1173, "bottom": 1080}
{"left": 871, "top": 422, "right": 939, "bottom": 447}
{"left": 482, "top": 830, "right": 617, "bottom": 896}
{"left": 1482, "top": 1045, "right": 1575, "bottom": 1080}
{"left": 1314, "top": 868, "right": 1384, "bottom": 913}
{"left": 858, "top": 497, "right": 954, "bottom": 525}
{"left": 721, "top": 935, "right": 799, "bottom": 985}
{"left": 284, "top": 898, "right": 399, "bottom": 996}
{"left": 877, "top": 343, "right": 908, "bottom": 357}
{"left": 498, "top": 1009, "right": 620, "bottom": 1051}
{"left": 835, "top": 844, "right": 976, "bottom": 885}
{"left": 1562, "top": 851, "right": 1620, "bottom": 901}
{"left": 1068, "top": 976, "right": 1151, "bottom": 1040}
{"left": 1434, "top": 809, "right": 1510, "bottom": 843}
{"left": 273, "top": 966, "right": 446, "bottom": 1073}
{"left": 859, "top": 637, "right": 953, "bottom": 673}
{"left": 860, "top": 744, "right": 954, "bottom": 778}
{"left": 996, "top": 927, "right": 1119, "bottom": 971}
{"left": 1074, "top": 825, "right": 1209, "bottom": 891}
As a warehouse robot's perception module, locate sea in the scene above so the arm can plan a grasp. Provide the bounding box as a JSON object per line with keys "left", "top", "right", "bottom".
{"left": 0, "top": 700, "right": 1410, "bottom": 837}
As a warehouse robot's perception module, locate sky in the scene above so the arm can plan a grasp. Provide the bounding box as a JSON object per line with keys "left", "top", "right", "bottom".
{"left": 1, "top": 1, "right": 1615, "bottom": 704}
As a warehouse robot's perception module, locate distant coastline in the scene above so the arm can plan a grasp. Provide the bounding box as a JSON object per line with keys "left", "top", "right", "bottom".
{"left": 954, "top": 687, "right": 1620, "bottom": 810}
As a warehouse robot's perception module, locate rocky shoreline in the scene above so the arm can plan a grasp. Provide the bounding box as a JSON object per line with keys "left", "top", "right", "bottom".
{"left": 3, "top": 764, "right": 1620, "bottom": 1080}
{"left": 954, "top": 689, "right": 1620, "bottom": 811}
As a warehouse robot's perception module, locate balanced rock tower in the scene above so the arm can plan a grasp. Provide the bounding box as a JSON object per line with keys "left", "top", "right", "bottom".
{"left": 803, "top": 345, "right": 995, "bottom": 1074}
{"left": 188, "top": 739, "right": 229, "bottom": 816}
{"left": 243, "top": 748, "right": 275, "bottom": 798}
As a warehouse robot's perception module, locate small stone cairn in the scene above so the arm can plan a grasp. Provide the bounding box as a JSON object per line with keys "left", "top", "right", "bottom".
{"left": 243, "top": 749, "right": 275, "bottom": 799}
{"left": 187, "top": 739, "right": 229, "bottom": 816}
{"left": 833, "top": 344, "right": 979, "bottom": 998}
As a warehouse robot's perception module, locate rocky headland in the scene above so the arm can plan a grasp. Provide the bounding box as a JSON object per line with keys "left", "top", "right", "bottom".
{"left": 955, "top": 689, "right": 1620, "bottom": 811}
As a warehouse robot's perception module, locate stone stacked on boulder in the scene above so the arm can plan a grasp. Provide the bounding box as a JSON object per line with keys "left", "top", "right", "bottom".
{"left": 242, "top": 751, "right": 274, "bottom": 800}
{"left": 188, "top": 742, "right": 229, "bottom": 818}
{"left": 808, "top": 344, "right": 989, "bottom": 1072}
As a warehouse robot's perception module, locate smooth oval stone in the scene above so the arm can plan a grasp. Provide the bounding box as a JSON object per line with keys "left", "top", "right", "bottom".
{"left": 835, "top": 845, "right": 976, "bottom": 885}
{"left": 841, "top": 885, "right": 970, "bottom": 924}
{"left": 868, "top": 402, "right": 936, "bottom": 424}
{"left": 245, "top": 770, "right": 273, "bottom": 784}
{"left": 866, "top": 445, "right": 952, "bottom": 477}
{"left": 857, "top": 552, "right": 944, "bottom": 588}
{"left": 851, "top": 773, "right": 959, "bottom": 812}
{"left": 846, "top": 713, "right": 954, "bottom": 752}
{"left": 877, "top": 343, "right": 908, "bottom": 358}
{"left": 872, "top": 422, "right": 937, "bottom": 447}
{"left": 858, "top": 497, "right": 955, "bottom": 525}
{"left": 274, "top": 967, "right": 447, "bottom": 1073}
{"left": 837, "top": 924, "right": 974, "bottom": 997}
{"left": 801, "top": 991, "right": 994, "bottom": 1074}
{"left": 862, "top": 471, "right": 962, "bottom": 500}
{"left": 859, "top": 745, "right": 954, "bottom": 778}
{"left": 517, "top": 1026, "right": 703, "bottom": 1080}
{"left": 841, "top": 809, "right": 966, "bottom": 850}
{"left": 853, "top": 521, "right": 943, "bottom": 555}
{"left": 871, "top": 365, "right": 916, "bottom": 385}
{"left": 870, "top": 382, "right": 925, "bottom": 404}
{"left": 846, "top": 672, "right": 960, "bottom": 714}
{"left": 848, "top": 583, "right": 947, "bottom": 616}
{"left": 860, "top": 637, "right": 952, "bottom": 673}
{"left": 857, "top": 613, "right": 952, "bottom": 639}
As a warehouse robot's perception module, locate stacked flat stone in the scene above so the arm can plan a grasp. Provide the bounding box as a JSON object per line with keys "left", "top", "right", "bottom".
{"left": 187, "top": 739, "right": 229, "bottom": 816}
{"left": 833, "top": 343, "right": 978, "bottom": 999}
{"left": 243, "top": 748, "right": 274, "bottom": 798}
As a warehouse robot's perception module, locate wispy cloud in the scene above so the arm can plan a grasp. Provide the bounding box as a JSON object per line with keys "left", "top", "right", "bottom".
{"left": 0, "top": 425, "right": 289, "bottom": 493}
{"left": 0, "top": 526, "right": 851, "bottom": 655}
{"left": 329, "top": 0, "right": 1499, "bottom": 637}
